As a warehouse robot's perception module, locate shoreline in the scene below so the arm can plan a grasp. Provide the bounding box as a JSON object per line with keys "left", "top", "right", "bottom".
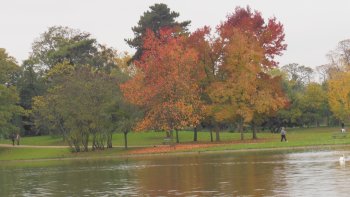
{"left": 1, "top": 143, "right": 350, "bottom": 163}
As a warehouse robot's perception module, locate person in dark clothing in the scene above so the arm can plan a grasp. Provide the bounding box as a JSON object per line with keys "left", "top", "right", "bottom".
{"left": 10, "top": 133, "right": 15, "bottom": 146}
{"left": 341, "top": 123, "right": 345, "bottom": 133}
{"left": 281, "top": 127, "right": 287, "bottom": 142}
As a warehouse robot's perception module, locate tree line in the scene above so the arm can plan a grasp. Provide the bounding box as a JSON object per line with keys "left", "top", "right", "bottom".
{"left": 0, "top": 4, "right": 349, "bottom": 151}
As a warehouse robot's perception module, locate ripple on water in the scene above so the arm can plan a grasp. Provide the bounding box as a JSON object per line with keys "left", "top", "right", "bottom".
{"left": 3, "top": 149, "right": 350, "bottom": 196}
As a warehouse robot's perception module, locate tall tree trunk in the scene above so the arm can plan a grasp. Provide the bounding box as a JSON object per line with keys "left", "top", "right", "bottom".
{"left": 327, "top": 114, "right": 330, "bottom": 127}
{"left": 238, "top": 118, "right": 244, "bottom": 140}
{"left": 175, "top": 129, "right": 179, "bottom": 143}
{"left": 82, "top": 132, "right": 89, "bottom": 152}
{"left": 210, "top": 129, "right": 213, "bottom": 142}
{"left": 193, "top": 127, "right": 198, "bottom": 142}
{"left": 70, "top": 137, "right": 80, "bottom": 152}
{"left": 107, "top": 133, "right": 112, "bottom": 148}
{"left": 92, "top": 134, "right": 96, "bottom": 151}
{"left": 124, "top": 131, "right": 128, "bottom": 149}
{"left": 215, "top": 127, "right": 220, "bottom": 142}
{"left": 252, "top": 123, "right": 257, "bottom": 140}
{"left": 73, "top": 140, "right": 80, "bottom": 152}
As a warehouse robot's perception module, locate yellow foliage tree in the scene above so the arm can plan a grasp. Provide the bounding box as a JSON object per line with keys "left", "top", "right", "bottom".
{"left": 208, "top": 31, "right": 286, "bottom": 140}
{"left": 328, "top": 71, "right": 350, "bottom": 121}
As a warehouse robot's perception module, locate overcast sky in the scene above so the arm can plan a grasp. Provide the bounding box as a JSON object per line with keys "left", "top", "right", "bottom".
{"left": 1, "top": 0, "right": 349, "bottom": 68}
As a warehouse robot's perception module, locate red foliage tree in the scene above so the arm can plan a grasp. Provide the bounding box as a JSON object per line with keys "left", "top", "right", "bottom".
{"left": 121, "top": 28, "right": 205, "bottom": 143}
{"left": 218, "top": 6, "right": 287, "bottom": 68}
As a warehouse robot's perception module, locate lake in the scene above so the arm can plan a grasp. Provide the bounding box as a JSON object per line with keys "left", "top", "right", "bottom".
{"left": 1, "top": 148, "right": 350, "bottom": 196}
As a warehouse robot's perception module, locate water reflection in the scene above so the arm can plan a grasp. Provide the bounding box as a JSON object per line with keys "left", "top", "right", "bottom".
{"left": 1, "top": 149, "right": 350, "bottom": 196}
{"left": 273, "top": 151, "right": 350, "bottom": 197}
{"left": 117, "top": 154, "right": 276, "bottom": 196}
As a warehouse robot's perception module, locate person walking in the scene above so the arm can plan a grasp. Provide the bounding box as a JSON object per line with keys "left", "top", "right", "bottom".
{"left": 281, "top": 127, "right": 287, "bottom": 142}
{"left": 16, "top": 133, "right": 20, "bottom": 145}
{"left": 341, "top": 123, "right": 346, "bottom": 133}
{"left": 10, "top": 133, "right": 15, "bottom": 146}
{"left": 341, "top": 127, "right": 346, "bottom": 133}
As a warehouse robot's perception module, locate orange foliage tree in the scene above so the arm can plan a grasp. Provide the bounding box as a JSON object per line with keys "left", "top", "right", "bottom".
{"left": 189, "top": 6, "right": 287, "bottom": 140}
{"left": 121, "top": 28, "right": 205, "bottom": 143}
{"left": 187, "top": 26, "right": 223, "bottom": 141}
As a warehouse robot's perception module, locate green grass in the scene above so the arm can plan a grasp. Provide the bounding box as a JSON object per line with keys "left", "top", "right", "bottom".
{"left": 0, "top": 135, "right": 65, "bottom": 146}
{"left": 193, "top": 127, "right": 348, "bottom": 152}
{"left": 0, "top": 127, "right": 349, "bottom": 161}
{"left": 0, "top": 147, "right": 139, "bottom": 161}
{"left": 0, "top": 148, "right": 71, "bottom": 161}
{"left": 0, "top": 130, "right": 277, "bottom": 147}
{"left": 0, "top": 132, "right": 219, "bottom": 146}
{"left": 110, "top": 131, "right": 245, "bottom": 146}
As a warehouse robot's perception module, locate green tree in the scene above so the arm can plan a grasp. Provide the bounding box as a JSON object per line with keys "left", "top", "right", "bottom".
{"left": 111, "top": 101, "right": 141, "bottom": 149}
{"left": 0, "top": 48, "right": 20, "bottom": 85}
{"left": 125, "top": 3, "right": 191, "bottom": 61}
{"left": 26, "top": 26, "right": 124, "bottom": 135}
{"left": 30, "top": 26, "right": 119, "bottom": 73}
{"left": 274, "top": 71, "right": 304, "bottom": 127}
{"left": 0, "top": 85, "right": 23, "bottom": 137}
{"left": 16, "top": 60, "right": 47, "bottom": 135}
{"left": 281, "top": 63, "right": 313, "bottom": 87}
{"left": 266, "top": 65, "right": 331, "bottom": 129}
{"left": 33, "top": 64, "right": 124, "bottom": 152}
{"left": 111, "top": 53, "right": 140, "bottom": 149}
{"left": 0, "top": 49, "right": 23, "bottom": 137}
{"left": 299, "top": 83, "right": 328, "bottom": 127}
{"left": 31, "top": 26, "right": 97, "bottom": 70}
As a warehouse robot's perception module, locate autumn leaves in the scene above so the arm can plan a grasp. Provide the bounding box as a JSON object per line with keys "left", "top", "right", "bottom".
{"left": 122, "top": 7, "right": 287, "bottom": 141}
{"left": 121, "top": 28, "right": 205, "bottom": 143}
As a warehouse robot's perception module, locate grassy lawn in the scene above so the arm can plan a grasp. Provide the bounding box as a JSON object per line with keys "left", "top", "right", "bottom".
{"left": 111, "top": 131, "right": 247, "bottom": 146}
{"left": 195, "top": 127, "right": 348, "bottom": 151}
{"left": 0, "top": 127, "right": 349, "bottom": 161}
{"left": 0, "top": 147, "right": 139, "bottom": 161}
{"left": 0, "top": 131, "right": 252, "bottom": 146}
{"left": 0, "top": 148, "right": 70, "bottom": 161}
{"left": 0, "top": 135, "right": 66, "bottom": 146}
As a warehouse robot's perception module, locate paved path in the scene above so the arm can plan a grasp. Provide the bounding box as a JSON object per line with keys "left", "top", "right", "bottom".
{"left": 0, "top": 144, "right": 164, "bottom": 149}
{"left": 0, "top": 144, "right": 70, "bottom": 148}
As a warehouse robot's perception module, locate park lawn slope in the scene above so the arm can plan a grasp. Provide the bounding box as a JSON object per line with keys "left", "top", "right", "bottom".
{"left": 0, "top": 135, "right": 65, "bottom": 146}
{"left": 0, "top": 147, "right": 71, "bottom": 161}
{"left": 0, "top": 127, "right": 349, "bottom": 160}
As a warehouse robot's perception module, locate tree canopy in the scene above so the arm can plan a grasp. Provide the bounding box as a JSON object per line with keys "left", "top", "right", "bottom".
{"left": 125, "top": 3, "right": 191, "bottom": 61}
{"left": 199, "top": 7, "right": 287, "bottom": 140}
{"left": 1, "top": 4, "right": 348, "bottom": 151}
{"left": 33, "top": 64, "right": 125, "bottom": 151}
{"left": 0, "top": 49, "right": 23, "bottom": 137}
{"left": 122, "top": 28, "right": 205, "bottom": 143}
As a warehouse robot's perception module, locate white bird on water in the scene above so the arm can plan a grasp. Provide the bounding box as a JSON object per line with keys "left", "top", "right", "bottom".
{"left": 339, "top": 154, "right": 346, "bottom": 164}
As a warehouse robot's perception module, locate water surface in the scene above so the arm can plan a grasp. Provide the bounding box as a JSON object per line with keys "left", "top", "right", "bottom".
{"left": 1, "top": 148, "right": 350, "bottom": 196}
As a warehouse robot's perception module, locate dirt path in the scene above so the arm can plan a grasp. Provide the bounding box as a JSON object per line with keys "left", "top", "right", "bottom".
{"left": 128, "top": 139, "right": 270, "bottom": 154}
{"left": 0, "top": 144, "right": 70, "bottom": 148}
{"left": 0, "top": 144, "right": 162, "bottom": 149}
{"left": 128, "top": 143, "right": 220, "bottom": 154}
